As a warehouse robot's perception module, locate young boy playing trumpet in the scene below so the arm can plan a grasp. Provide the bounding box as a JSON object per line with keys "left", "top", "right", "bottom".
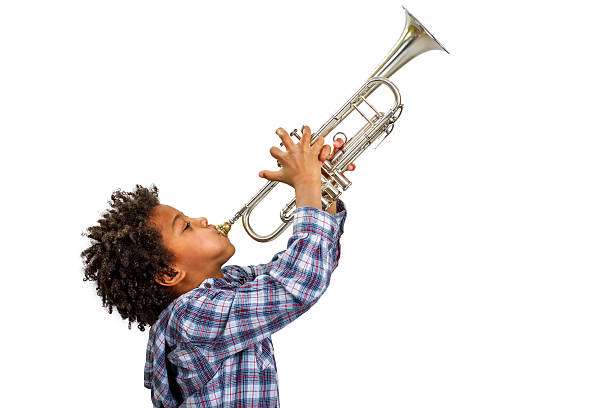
{"left": 81, "top": 125, "right": 356, "bottom": 407}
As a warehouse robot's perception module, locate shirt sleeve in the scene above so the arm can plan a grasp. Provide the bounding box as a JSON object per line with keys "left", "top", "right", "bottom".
{"left": 247, "top": 198, "right": 347, "bottom": 278}
{"left": 176, "top": 200, "right": 347, "bottom": 362}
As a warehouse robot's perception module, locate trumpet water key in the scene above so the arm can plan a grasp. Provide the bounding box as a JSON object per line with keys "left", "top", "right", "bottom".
{"left": 215, "top": 7, "right": 448, "bottom": 242}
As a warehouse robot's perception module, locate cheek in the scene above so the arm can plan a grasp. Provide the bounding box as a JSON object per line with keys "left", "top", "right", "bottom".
{"left": 190, "top": 231, "right": 227, "bottom": 253}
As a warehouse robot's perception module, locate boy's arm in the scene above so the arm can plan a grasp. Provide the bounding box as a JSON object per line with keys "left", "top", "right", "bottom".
{"left": 246, "top": 198, "right": 346, "bottom": 279}
{"left": 175, "top": 203, "right": 346, "bottom": 362}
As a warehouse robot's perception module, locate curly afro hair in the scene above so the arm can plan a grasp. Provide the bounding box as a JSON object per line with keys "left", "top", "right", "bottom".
{"left": 81, "top": 184, "right": 179, "bottom": 331}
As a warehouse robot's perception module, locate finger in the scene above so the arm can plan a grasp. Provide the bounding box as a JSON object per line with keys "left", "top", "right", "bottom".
{"left": 259, "top": 169, "right": 283, "bottom": 182}
{"left": 269, "top": 145, "right": 285, "bottom": 161}
{"left": 300, "top": 125, "right": 312, "bottom": 147}
{"left": 312, "top": 132, "right": 325, "bottom": 155}
{"left": 330, "top": 138, "right": 344, "bottom": 158}
{"left": 347, "top": 163, "right": 356, "bottom": 171}
{"left": 276, "top": 128, "right": 294, "bottom": 150}
{"left": 318, "top": 145, "right": 331, "bottom": 162}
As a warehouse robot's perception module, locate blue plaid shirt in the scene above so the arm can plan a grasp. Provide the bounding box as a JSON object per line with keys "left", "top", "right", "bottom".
{"left": 144, "top": 199, "right": 347, "bottom": 407}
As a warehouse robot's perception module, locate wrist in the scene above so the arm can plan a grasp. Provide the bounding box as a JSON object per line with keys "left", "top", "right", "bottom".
{"left": 325, "top": 200, "right": 337, "bottom": 214}
{"left": 295, "top": 182, "right": 322, "bottom": 209}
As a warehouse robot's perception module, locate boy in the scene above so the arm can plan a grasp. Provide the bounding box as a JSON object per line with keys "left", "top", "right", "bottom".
{"left": 81, "top": 125, "right": 355, "bottom": 407}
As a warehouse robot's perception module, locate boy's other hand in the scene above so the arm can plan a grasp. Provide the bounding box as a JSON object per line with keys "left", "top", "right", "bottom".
{"left": 318, "top": 138, "right": 356, "bottom": 171}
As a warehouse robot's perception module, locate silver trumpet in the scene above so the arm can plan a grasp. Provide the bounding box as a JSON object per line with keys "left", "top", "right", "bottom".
{"left": 215, "top": 7, "right": 448, "bottom": 242}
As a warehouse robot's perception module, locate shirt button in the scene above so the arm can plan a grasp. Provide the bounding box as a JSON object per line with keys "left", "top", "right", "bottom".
{"left": 204, "top": 283, "right": 211, "bottom": 288}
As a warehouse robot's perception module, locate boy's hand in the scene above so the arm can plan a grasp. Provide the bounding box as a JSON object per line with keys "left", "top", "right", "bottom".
{"left": 318, "top": 138, "right": 356, "bottom": 171}
{"left": 259, "top": 125, "right": 325, "bottom": 188}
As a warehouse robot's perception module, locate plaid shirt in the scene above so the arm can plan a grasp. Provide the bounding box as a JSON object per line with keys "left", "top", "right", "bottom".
{"left": 144, "top": 199, "right": 347, "bottom": 407}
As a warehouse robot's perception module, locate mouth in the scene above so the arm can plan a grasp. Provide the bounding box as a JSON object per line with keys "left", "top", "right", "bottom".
{"left": 209, "top": 225, "right": 226, "bottom": 237}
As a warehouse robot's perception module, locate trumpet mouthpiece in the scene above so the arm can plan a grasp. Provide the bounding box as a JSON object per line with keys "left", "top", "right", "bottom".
{"left": 215, "top": 222, "right": 231, "bottom": 237}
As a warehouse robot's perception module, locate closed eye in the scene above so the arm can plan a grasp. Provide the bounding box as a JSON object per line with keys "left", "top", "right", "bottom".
{"left": 183, "top": 221, "right": 191, "bottom": 231}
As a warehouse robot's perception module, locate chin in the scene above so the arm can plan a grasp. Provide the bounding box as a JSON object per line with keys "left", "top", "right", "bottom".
{"left": 222, "top": 242, "right": 235, "bottom": 257}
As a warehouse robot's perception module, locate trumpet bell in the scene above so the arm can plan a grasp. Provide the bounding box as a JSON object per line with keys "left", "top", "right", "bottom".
{"left": 370, "top": 7, "right": 448, "bottom": 80}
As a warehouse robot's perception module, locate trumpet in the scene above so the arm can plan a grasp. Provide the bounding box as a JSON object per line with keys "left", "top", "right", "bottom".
{"left": 215, "top": 7, "right": 447, "bottom": 242}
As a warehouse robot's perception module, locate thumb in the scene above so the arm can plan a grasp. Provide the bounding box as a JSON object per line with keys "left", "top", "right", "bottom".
{"left": 259, "top": 169, "right": 283, "bottom": 182}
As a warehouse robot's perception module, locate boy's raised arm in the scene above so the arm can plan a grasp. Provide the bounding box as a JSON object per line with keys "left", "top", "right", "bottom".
{"left": 174, "top": 198, "right": 346, "bottom": 362}
{"left": 173, "top": 127, "right": 349, "bottom": 361}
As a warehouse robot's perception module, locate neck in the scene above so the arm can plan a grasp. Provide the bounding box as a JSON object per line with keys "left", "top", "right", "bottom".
{"left": 172, "top": 267, "right": 225, "bottom": 297}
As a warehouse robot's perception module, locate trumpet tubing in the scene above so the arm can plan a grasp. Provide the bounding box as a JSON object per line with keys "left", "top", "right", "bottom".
{"left": 215, "top": 7, "right": 447, "bottom": 242}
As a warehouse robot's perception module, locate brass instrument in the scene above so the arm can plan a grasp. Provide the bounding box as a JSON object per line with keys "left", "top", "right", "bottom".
{"left": 215, "top": 7, "right": 447, "bottom": 242}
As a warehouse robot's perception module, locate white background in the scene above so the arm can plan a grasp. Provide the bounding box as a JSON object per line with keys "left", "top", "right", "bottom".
{"left": 2, "top": 0, "right": 611, "bottom": 406}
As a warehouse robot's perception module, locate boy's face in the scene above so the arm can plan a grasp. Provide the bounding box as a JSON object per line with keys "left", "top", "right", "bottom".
{"left": 148, "top": 204, "right": 235, "bottom": 294}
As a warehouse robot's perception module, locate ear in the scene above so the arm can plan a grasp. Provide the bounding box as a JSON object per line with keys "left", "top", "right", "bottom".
{"left": 154, "top": 267, "right": 186, "bottom": 287}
